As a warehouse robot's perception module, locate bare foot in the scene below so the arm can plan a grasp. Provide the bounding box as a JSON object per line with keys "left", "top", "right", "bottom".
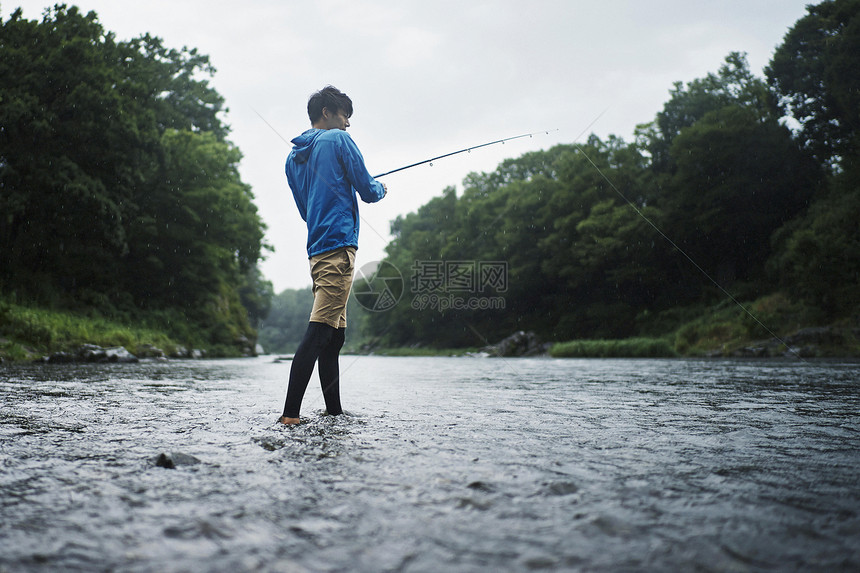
{"left": 279, "top": 416, "right": 301, "bottom": 425}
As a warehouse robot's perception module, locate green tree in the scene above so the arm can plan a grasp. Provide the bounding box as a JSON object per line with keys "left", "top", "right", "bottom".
{"left": 766, "top": 0, "right": 860, "bottom": 316}
{"left": 121, "top": 128, "right": 267, "bottom": 347}
{"left": 0, "top": 6, "right": 142, "bottom": 300}
{"left": 366, "top": 138, "right": 668, "bottom": 345}
{"left": 535, "top": 137, "right": 666, "bottom": 338}
{"left": 644, "top": 52, "right": 775, "bottom": 172}
{"left": 369, "top": 187, "right": 464, "bottom": 345}
{"left": 769, "top": 170, "right": 860, "bottom": 316}
{"left": 124, "top": 129, "right": 265, "bottom": 306}
{"left": 360, "top": 21, "right": 856, "bottom": 349}
{"left": 239, "top": 264, "right": 274, "bottom": 329}
{"left": 0, "top": 5, "right": 234, "bottom": 301}
{"left": 664, "top": 105, "right": 818, "bottom": 291}
{"left": 766, "top": 0, "right": 860, "bottom": 171}
{"left": 0, "top": 5, "right": 268, "bottom": 351}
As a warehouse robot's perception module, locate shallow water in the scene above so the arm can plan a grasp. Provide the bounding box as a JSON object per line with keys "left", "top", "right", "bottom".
{"left": 1, "top": 356, "right": 859, "bottom": 572}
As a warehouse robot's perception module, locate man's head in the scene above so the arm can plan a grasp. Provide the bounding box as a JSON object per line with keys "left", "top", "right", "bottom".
{"left": 308, "top": 85, "right": 353, "bottom": 130}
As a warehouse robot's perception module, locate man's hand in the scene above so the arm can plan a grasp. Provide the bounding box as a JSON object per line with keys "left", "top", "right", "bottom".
{"left": 382, "top": 182, "right": 388, "bottom": 197}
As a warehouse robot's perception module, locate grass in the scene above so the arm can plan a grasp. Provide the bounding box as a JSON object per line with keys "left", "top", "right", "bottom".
{"left": 550, "top": 293, "right": 854, "bottom": 358}
{"left": 671, "top": 292, "right": 817, "bottom": 356}
{"left": 0, "top": 298, "right": 188, "bottom": 361}
{"left": 550, "top": 337, "right": 677, "bottom": 358}
{"left": 353, "top": 347, "right": 482, "bottom": 357}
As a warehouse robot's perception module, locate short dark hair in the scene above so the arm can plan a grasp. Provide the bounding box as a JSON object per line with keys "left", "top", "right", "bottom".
{"left": 307, "top": 85, "right": 353, "bottom": 124}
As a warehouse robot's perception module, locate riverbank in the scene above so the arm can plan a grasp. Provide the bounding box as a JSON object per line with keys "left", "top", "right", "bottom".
{"left": 3, "top": 293, "right": 857, "bottom": 362}
{"left": 664, "top": 292, "right": 860, "bottom": 358}
{"left": 0, "top": 299, "right": 254, "bottom": 363}
{"left": 363, "top": 293, "right": 860, "bottom": 359}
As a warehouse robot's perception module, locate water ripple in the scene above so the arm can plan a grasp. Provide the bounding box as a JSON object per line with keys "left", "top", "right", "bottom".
{"left": 1, "top": 356, "right": 859, "bottom": 571}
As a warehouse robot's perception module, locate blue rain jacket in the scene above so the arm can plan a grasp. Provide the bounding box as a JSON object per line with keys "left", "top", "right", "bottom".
{"left": 286, "top": 128, "right": 385, "bottom": 258}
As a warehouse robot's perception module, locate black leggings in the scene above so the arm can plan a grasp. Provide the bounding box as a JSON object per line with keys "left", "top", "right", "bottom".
{"left": 282, "top": 322, "right": 345, "bottom": 418}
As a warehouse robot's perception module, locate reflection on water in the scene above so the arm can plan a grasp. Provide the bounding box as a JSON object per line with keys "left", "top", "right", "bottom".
{"left": 1, "top": 357, "right": 859, "bottom": 572}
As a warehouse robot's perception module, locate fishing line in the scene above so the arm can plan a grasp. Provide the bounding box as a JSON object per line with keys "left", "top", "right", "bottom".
{"left": 252, "top": 107, "right": 290, "bottom": 146}
{"left": 478, "top": 110, "right": 609, "bottom": 233}
{"left": 572, "top": 142, "right": 805, "bottom": 360}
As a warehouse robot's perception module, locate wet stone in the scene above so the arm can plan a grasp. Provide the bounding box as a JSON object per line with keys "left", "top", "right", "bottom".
{"left": 42, "top": 344, "right": 139, "bottom": 363}
{"left": 153, "top": 452, "right": 202, "bottom": 469}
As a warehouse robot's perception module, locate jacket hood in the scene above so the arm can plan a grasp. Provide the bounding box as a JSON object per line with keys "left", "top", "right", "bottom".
{"left": 290, "top": 129, "right": 325, "bottom": 164}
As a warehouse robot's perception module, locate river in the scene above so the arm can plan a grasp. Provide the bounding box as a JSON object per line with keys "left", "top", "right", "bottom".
{"left": 1, "top": 356, "right": 858, "bottom": 572}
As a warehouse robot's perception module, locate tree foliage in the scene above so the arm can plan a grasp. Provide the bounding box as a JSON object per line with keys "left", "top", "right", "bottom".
{"left": 643, "top": 51, "right": 775, "bottom": 171}
{"left": 764, "top": 0, "right": 860, "bottom": 317}
{"left": 360, "top": 6, "right": 856, "bottom": 347}
{"left": 664, "top": 105, "right": 818, "bottom": 288}
{"left": 769, "top": 157, "right": 860, "bottom": 317}
{"left": 766, "top": 0, "right": 860, "bottom": 171}
{"left": 0, "top": 5, "right": 270, "bottom": 350}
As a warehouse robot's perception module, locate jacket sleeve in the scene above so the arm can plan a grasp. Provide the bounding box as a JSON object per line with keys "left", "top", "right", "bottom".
{"left": 336, "top": 132, "right": 386, "bottom": 204}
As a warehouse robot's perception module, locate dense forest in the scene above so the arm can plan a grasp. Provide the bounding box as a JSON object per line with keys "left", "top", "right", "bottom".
{"left": 265, "top": 0, "right": 858, "bottom": 355}
{"left": 0, "top": 5, "right": 272, "bottom": 356}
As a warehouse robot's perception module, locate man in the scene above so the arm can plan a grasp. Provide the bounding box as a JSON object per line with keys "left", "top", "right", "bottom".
{"left": 279, "top": 85, "right": 387, "bottom": 425}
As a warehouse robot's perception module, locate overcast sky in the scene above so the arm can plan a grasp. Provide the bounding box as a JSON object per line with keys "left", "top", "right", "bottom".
{"left": 8, "top": 1, "right": 812, "bottom": 292}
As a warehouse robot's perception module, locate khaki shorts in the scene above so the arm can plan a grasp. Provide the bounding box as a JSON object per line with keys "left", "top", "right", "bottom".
{"left": 309, "top": 246, "right": 356, "bottom": 329}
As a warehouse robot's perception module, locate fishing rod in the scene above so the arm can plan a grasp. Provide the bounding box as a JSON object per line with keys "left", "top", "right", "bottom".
{"left": 253, "top": 102, "right": 557, "bottom": 179}
{"left": 373, "top": 130, "right": 558, "bottom": 179}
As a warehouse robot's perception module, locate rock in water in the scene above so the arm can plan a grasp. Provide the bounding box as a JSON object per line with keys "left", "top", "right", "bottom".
{"left": 135, "top": 344, "right": 165, "bottom": 359}
{"left": 43, "top": 344, "right": 138, "bottom": 363}
{"left": 77, "top": 344, "right": 106, "bottom": 362}
{"left": 153, "top": 452, "right": 202, "bottom": 469}
{"left": 485, "top": 331, "right": 549, "bottom": 357}
{"left": 102, "top": 346, "right": 138, "bottom": 363}
{"left": 169, "top": 345, "right": 189, "bottom": 359}
{"left": 78, "top": 344, "right": 139, "bottom": 363}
